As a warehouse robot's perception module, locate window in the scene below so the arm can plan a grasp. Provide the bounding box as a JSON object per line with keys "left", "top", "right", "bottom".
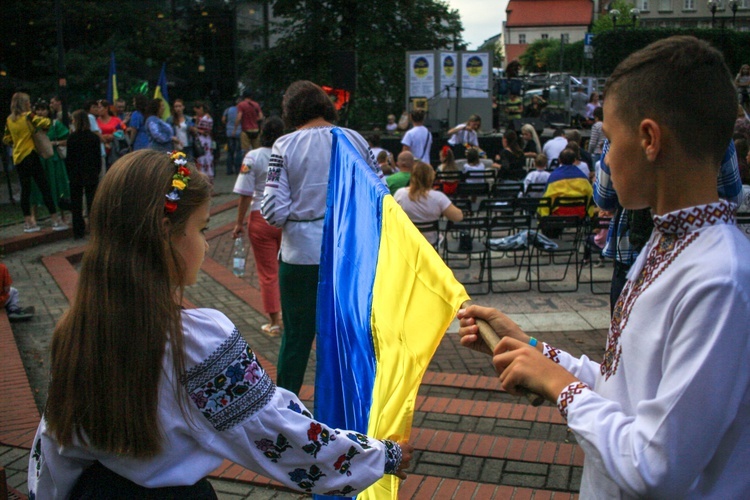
{"left": 641, "top": 0, "right": 650, "bottom": 10}
{"left": 562, "top": 33, "right": 570, "bottom": 43}
{"left": 717, "top": 0, "right": 725, "bottom": 8}
{"left": 659, "top": 0, "right": 672, "bottom": 10}
{"left": 683, "top": 0, "right": 694, "bottom": 9}
{"left": 541, "top": 33, "right": 549, "bottom": 40}
{"left": 519, "top": 33, "right": 526, "bottom": 44}
{"left": 741, "top": 0, "right": 749, "bottom": 8}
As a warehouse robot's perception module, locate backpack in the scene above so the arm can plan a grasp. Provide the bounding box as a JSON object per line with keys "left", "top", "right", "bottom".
{"left": 108, "top": 130, "right": 132, "bottom": 164}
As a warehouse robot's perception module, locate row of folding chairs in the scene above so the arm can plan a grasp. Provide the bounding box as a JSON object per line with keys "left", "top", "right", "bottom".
{"left": 412, "top": 196, "right": 610, "bottom": 295}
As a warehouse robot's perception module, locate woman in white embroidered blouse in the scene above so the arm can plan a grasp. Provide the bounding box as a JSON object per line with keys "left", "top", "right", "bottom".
{"left": 261, "top": 80, "right": 383, "bottom": 396}
{"left": 30, "top": 150, "right": 411, "bottom": 498}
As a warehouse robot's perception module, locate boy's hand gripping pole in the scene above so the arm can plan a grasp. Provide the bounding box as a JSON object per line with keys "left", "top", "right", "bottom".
{"left": 463, "top": 301, "right": 545, "bottom": 407}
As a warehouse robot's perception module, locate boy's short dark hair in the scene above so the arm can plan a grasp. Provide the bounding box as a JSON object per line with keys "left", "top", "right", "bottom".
{"left": 604, "top": 36, "right": 735, "bottom": 166}
{"left": 593, "top": 106, "right": 604, "bottom": 121}
{"left": 282, "top": 80, "right": 337, "bottom": 129}
{"left": 559, "top": 148, "right": 577, "bottom": 165}
{"left": 466, "top": 147, "right": 480, "bottom": 163}
{"left": 552, "top": 128, "right": 564, "bottom": 138}
{"left": 535, "top": 153, "right": 548, "bottom": 167}
{"left": 410, "top": 109, "right": 425, "bottom": 123}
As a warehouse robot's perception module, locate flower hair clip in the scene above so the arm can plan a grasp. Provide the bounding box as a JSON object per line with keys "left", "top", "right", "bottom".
{"left": 165, "top": 151, "right": 190, "bottom": 214}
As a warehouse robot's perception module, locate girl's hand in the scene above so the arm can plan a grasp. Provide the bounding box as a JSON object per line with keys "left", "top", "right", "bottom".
{"left": 492, "top": 337, "right": 578, "bottom": 403}
{"left": 394, "top": 441, "right": 414, "bottom": 480}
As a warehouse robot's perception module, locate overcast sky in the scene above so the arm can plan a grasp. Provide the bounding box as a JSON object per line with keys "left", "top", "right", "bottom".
{"left": 446, "top": 0, "right": 508, "bottom": 49}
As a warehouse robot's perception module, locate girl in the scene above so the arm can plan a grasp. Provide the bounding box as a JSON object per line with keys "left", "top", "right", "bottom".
{"left": 2, "top": 92, "right": 68, "bottom": 232}
{"left": 520, "top": 123, "right": 541, "bottom": 159}
{"left": 31, "top": 149, "right": 412, "bottom": 498}
{"left": 168, "top": 98, "right": 196, "bottom": 156}
{"left": 29, "top": 99, "right": 71, "bottom": 216}
{"left": 494, "top": 130, "right": 526, "bottom": 181}
{"left": 193, "top": 100, "right": 215, "bottom": 182}
{"left": 232, "top": 117, "right": 285, "bottom": 336}
{"left": 65, "top": 110, "right": 102, "bottom": 239}
{"left": 394, "top": 161, "right": 464, "bottom": 246}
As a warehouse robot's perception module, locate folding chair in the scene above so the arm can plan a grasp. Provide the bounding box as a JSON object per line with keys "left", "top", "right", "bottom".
{"left": 478, "top": 197, "right": 514, "bottom": 218}
{"left": 463, "top": 169, "right": 496, "bottom": 184}
{"left": 491, "top": 181, "right": 524, "bottom": 199}
{"left": 412, "top": 220, "right": 441, "bottom": 250}
{"left": 550, "top": 196, "right": 589, "bottom": 219}
{"left": 524, "top": 182, "right": 547, "bottom": 198}
{"left": 486, "top": 213, "right": 533, "bottom": 292}
{"left": 577, "top": 215, "right": 612, "bottom": 294}
{"left": 530, "top": 215, "right": 583, "bottom": 293}
{"left": 434, "top": 171, "right": 464, "bottom": 194}
{"left": 443, "top": 217, "right": 490, "bottom": 295}
{"left": 736, "top": 212, "right": 750, "bottom": 240}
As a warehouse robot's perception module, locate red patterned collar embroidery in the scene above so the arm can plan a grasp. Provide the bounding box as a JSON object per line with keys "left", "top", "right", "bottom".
{"left": 652, "top": 200, "right": 734, "bottom": 237}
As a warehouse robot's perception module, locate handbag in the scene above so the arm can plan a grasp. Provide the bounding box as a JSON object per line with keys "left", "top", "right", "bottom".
{"left": 55, "top": 144, "right": 67, "bottom": 159}
{"left": 26, "top": 117, "right": 54, "bottom": 159}
{"left": 458, "top": 230, "right": 474, "bottom": 251}
{"left": 192, "top": 138, "right": 206, "bottom": 158}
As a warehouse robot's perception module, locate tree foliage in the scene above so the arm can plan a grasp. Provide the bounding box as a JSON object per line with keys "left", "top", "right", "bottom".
{"left": 592, "top": 0, "right": 638, "bottom": 33}
{"left": 246, "top": 0, "right": 465, "bottom": 128}
{"left": 593, "top": 27, "right": 750, "bottom": 75}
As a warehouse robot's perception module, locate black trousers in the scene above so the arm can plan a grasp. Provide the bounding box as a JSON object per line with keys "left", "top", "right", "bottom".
{"left": 69, "top": 181, "right": 98, "bottom": 238}
{"left": 70, "top": 461, "right": 217, "bottom": 499}
{"left": 17, "top": 151, "right": 57, "bottom": 217}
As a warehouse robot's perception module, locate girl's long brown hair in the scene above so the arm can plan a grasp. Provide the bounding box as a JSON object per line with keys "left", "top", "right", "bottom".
{"left": 45, "top": 150, "right": 210, "bottom": 458}
{"left": 408, "top": 161, "right": 436, "bottom": 202}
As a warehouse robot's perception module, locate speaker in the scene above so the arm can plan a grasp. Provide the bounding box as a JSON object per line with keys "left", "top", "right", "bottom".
{"left": 332, "top": 51, "right": 357, "bottom": 92}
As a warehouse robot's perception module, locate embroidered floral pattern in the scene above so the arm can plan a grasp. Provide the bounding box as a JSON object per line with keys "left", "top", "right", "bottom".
{"left": 333, "top": 445, "right": 360, "bottom": 476}
{"left": 32, "top": 436, "right": 42, "bottom": 477}
{"left": 181, "top": 329, "right": 275, "bottom": 431}
{"left": 557, "top": 381, "right": 590, "bottom": 421}
{"left": 324, "top": 485, "right": 356, "bottom": 496}
{"left": 381, "top": 439, "right": 402, "bottom": 475}
{"left": 302, "top": 422, "right": 337, "bottom": 457}
{"left": 255, "top": 434, "right": 292, "bottom": 463}
{"left": 289, "top": 465, "right": 326, "bottom": 492}
{"left": 287, "top": 400, "right": 313, "bottom": 418}
{"left": 346, "top": 432, "right": 373, "bottom": 449}
{"left": 542, "top": 342, "right": 561, "bottom": 363}
{"left": 600, "top": 203, "right": 732, "bottom": 380}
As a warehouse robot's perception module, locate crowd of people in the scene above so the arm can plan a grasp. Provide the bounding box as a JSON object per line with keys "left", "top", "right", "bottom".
{"left": 4, "top": 35, "right": 750, "bottom": 498}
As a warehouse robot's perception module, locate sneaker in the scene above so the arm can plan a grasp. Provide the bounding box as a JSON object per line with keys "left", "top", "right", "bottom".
{"left": 52, "top": 220, "right": 69, "bottom": 231}
{"left": 7, "top": 308, "right": 33, "bottom": 322}
{"left": 594, "top": 260, "right": 606, "bottom": 268}
{"left": 23, "top": 223, "right": 41, "bottom": 233}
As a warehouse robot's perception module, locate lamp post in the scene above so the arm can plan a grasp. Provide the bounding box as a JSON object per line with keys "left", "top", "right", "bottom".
{"left": 708, "top": 0, "right": 718, "bottom": 27}
{"left": 630, "top": 7, "right": 641, "bottom": 26}
{"left": 729, "top": 0, "right": 739, "bottom": 27}
{"left": 610, "top": 8, "right": 621, "bottom": 28}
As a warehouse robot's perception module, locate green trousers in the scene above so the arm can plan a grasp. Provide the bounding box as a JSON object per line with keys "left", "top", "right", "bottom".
{"left": 277, "top": 260, "right": 319, "bottom": 395}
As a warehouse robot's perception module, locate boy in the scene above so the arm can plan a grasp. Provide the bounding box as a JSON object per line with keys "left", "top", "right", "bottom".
{"left": 400, "top": 109, "right": 432, "bottom": 163}
{"left": 522, "top": 153, "right": 550, "bottom": 197}
{"left": 1, "top": 263, "right": 34, "bottom": 322}
{"left": 458, "top": 36, "right": 750, "bottom": 497}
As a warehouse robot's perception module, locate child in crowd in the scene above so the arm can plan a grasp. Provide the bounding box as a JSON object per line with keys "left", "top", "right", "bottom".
{"left": 29, "top": 150, "right": 412, "bottom": 498}
{"left": 377, "top": 150, "right": 396, "bottom": 176}
{"left": 458, "top": 36, "right": 750, "bottom": 498}
{"left": 522, "top": 153, "right": 550, "bottom": 197}
{"left": 1, "top": 262, "right": 34, "bottom": 322}
{"left": 462, "top": 147, "right": 486, "bottom": 183}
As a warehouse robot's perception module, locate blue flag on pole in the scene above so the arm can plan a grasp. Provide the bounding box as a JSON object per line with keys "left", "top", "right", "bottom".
{"left": 106, "top": 52, "right": 118, "bottom": 103}
{"left": 154, "top": 63, "right": 171, "bottom": 121}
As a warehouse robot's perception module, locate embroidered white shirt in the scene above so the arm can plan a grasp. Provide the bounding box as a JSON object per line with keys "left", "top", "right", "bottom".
{"left": 550, "top": 201, "right": 750, "bottom": 498}
{"left": 28, "top": 309, "right": 402, "bottom": 498}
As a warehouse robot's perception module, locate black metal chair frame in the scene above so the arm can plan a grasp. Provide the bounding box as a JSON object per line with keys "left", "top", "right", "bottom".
{"left": 530, "top": 215, "right": 583, "bottom": 293}
{"left": 443, "top": 217, "right": 490, "bottom": 295}
{"left": 486, "top": 213, "right": 533, "bottom": 293}
{"left": 412, "top": 220, "right": 442, "bottom": 251}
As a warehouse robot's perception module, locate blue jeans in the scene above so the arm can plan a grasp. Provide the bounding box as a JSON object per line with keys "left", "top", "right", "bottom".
{"left": 226, "top": 136, "right": 243, "bottom": 175}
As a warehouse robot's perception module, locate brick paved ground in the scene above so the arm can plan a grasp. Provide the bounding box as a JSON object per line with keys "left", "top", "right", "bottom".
{"left": 0, "top": 170, "right": 611, "bottom": 498}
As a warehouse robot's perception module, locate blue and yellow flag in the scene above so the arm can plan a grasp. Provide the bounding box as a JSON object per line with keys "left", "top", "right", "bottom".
{"left": 106, "top": 52, "right": 118, "bottom": 103}
{"left": 316, "top": 129, "right": 469, "bottom": 499}
{"left": 154, "top": 63, "right": 171, "bottom": 121}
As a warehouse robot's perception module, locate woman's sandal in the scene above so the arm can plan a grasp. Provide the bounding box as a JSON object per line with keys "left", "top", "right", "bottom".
{"left": 261, "top": 324, "right": 282, "bottom": 336}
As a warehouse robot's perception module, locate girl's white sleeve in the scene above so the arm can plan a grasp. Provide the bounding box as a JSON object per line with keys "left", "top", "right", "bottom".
{"left": 181, "top": 310, "right": 401, "bottom": 496}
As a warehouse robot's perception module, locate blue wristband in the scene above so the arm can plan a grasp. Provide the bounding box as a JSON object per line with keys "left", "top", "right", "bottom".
{"left": 529, "top": 337, "right": 538, "bottom": 347}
